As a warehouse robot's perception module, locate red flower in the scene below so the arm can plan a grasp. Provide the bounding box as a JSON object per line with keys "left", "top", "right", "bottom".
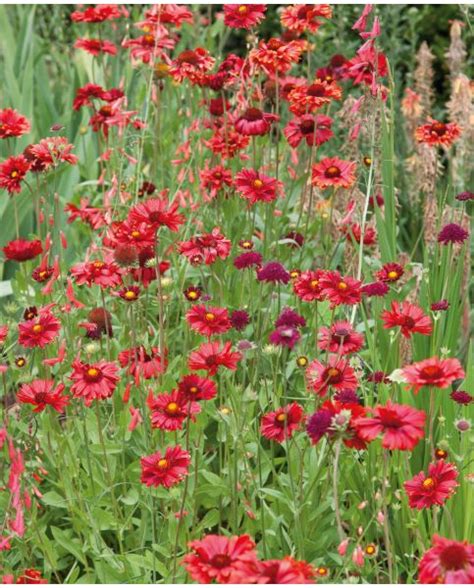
{"left": 17, "top": 379, "right": 68, "bottom": 413}
{"left": 69, "top": 359, "right": 119, "bottom": 406}
{"left": 72, "top": 82, "right": 108, "bottom": 111}
{"left": 177, "top": 373, "right": 217, "bottom": 402}
{"left": 250, "top": 38, "right": 306, "bottom": 74}
{"left": 183, "top": 534, "right": 258, "bottom": 584}
{"left": 0, "top": 155, "right": 30, "bottom": 194}
{"left": 18, "top": 308, "right": 60, "bottom": 349}
{"left": 306, "top": 356, "right": 358, "bottom": 397}
{"left": 179, "top": 227, "right": 231, "bottom": 266}
{"left": 418, "top": 535, "right": 474, "bottom": 584}
{"left": 281, "top": 4, "right": 332, "bottom": 33}
{"left": 223, "top": 5, "right": 267, "bottom": 29}
{"left": 415, "top": 118, "right": 461, "bottom": 147}
{"left": 71, "top": 4, "right": 128, "bottom": 23}
{"left": 284, "top": 114, "right": 333, "bottom": 147}
{"left": 148, "top": 389, "right": 200, "bottom": 431}
{"left": 15, "top": 569, "right": 48, "bottom": 584}
{"left": 74, "top": 38, "right": 117, "bottom": 56}
{"left": 140, "top": 445, "right": 191, "bottom": 488}
{"left": 234, "top": 108, "right": 279, "bottom": 136}
{"left": 293, "top": 270, "right": 325, "bottom": 301}
{"left": 0, "top": 108, "right": 30, "bottom": 139}
{"left": 234, "top": 168, "right": 283, "bottom": 204}
{"left": 118, "top": 346, "right": 166, "bottom": 380}
{"left": 344, "top": 223, "right": 377, "bottom": 246}
{"left": 353, "top": 401, "right": 426, "bottom": 451}
{"left": 288, "top": 79, "right": 342, "bottom": 115}
{"left": 260, "top": 402, "right": 304, "bottom": 443}
{"left": 376, "top": 262, "right": 404, "bottom": 283}
{"left": 319, "top": 270, "right": 362, "bottom": 308}
{"left": 122, "top": 32, "right": 175, "bottom": 64}
{"left": 118, "top": 285, "right": 140, "bottom": 302}
{"left": 404, "top": 461, "right": 459, "bottom": 510}
{"left": 169, "top": 48, "right": 215, "bottom": 85}
{"left": 252, "top": 557, "right": 317, "bottom": 584}
{"left": 307, "top": 400, "right": 367, "bottom": 449}
{"left": 186, "top": 305, "right": 232, "bottom": 338}
{"left": 346, "top": 46, "right": 388, "bottom": 87}
{"left": 318, "top": 321, "right": 364, "bottom": 355}
{"left": 71, "top": 260, "right": 122, "bottom": 288}
{"left": 3, "top": 239, "right": 42, "bottom": 262}
{"left": 29, "top": 137, "right": 78, "bottom": 168}
{"left": 311, "top": 157, "right": 357, "bottom": 190}
{"left": 200, "top": 165, "right": 233, "bottom": 199}
{"left": 381, "top": 301, "right": 433, "bottom": 339}
{"left": 188, "top": 341, "right": 242, "bottom": 376}
{"left": 129, "top": 197, "right": 184, "bottom": 232}
{"left": 402, "top": 357, "right": 465, "bottom": 394}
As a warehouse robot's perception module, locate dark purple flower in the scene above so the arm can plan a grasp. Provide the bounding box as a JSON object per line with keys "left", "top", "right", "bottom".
{"left": 431, "top": 299, "right": 450, "bottom": 311}
{"left": 334, "top": 389, "right": 361, "bottom": 404}
{"left": 233, "top": 251, "right": 262, "bottom": 270}
{"left": 257, "top": 262, "right": 290, "bottom": 284}
{"left": 230, "top": 310, "right": 250, "bottom": 331}
{"left": 367, "top": 371, "right": 390, "bottom": 384}
{"left": 450, "top": 390, "right": 473, "bottom": 405}
{"left": 455, "top": 191, "right": 474, "bottom": 202}
{"left": 284, "top": 231, "right": 304, "bottom": 248}
{"left": 275, "top": 307, "right": 306, "bottom": 328}
{"left": 307, "top": 409, "right": 333, "bottom": 444}
{"left": 362, "top": 281, "right": 389, "bottom": 297}
{"left": 437, "top": 223, "right": 469, "bottom": 245}
{"left": 269, "top": 326, "right": 300, "bottom": 349}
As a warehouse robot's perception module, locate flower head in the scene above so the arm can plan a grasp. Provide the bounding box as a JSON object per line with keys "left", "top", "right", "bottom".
{"left": 18, "top": 308, "right": 60, "bottom": 348}
{"left": 234, "top": 169, "right": 282, "bottom": 204}
{"left": 188, "top": 341, "right": 241, "bottom": 376}
{"left": 0, "top": 108, "right": 30, "bottom": 139}
{"left": 306, "top": 356, "right": 358, "bottom": 397}
{"left": 418, "top": 535, "right": 474, "bottom": 584}
{"left": 415, "top": 119, "right": 461, "bottom": 147}
{"left": 320, "top": 270, "right": 362, "bottom": 308}
{"left": 148, "top": 390, "right": 200, "bottom": 431}
{"left": 186, "top": 305, "right": 231, "bottom": 338}
{"left": 404, "top": 461, "right": 459, "bottom": 509}
{"left": 382, "top": 301, "right": 432, "bottom": 339}
{"left": 261, "top": 402, "right": 304, "bottom": 443}
{"left": 0, "top": 155, "right": 30, "bottom": 194}
{"left": 223, "top": 5, "right": 266, "bottom": 29}
{"left": 402, "top": 357, "right": 465, "bottom": 394}
{"left": 318, "top": 321, "right": 364, "bottom": 355}
{"left": 140, "top": 446, "right": 191, "bottom": 488}
{"left": 235, "top": 108, "right": 279, "bottom": 136}
{"left": 257, "top": 262, "right": 290, "bottom": 284}
{"left": 312, "top": 157, "right": 357, "bottom": 190}
{"left": 3, "top": 239, "right": 42, "bottom": 262}
{"left": 70, "top": 359, "right": 119, "bottom": 406}
{"left": 17, "top": 379, "right": 68, "bottom": 413}
{"left": 437, "top": 223, "right": 469, "bottom": 245}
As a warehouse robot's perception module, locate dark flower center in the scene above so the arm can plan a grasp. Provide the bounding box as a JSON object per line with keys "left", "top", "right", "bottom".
{"left": 421, "top": 365, "right": 442, "bottom": 381}
{"left": 439, "top": 545, "right": 468, "bottom": 571}
{"left": 267, "top": 39, "right": 284, "bottom": 51}
{"left": 325, "top": 165, "right": 341, "bottom": 178}
{"left": 243, "top": 107, "right": 263, "bottom": 121}
{"left": 307, "top": 83, "right": 326, "bottom": 97}
{"left": 431, "top": 122, "right": 447, "bottom": 136}
{"left": 177, "top": 50, "right": 199, "bottom": 65}
{"left": 297, "top": 5, "right": 312, "bottom": 19}
{"left": 84, "top": 367, "right": 102, "bottom": 382}
{"left": 333, "top": 328, "right": 349, "bottom": 341}
{"left": 324, "top": 367, "right": 342, "bottom": 384}
{"left": 34, "top": 392, "right": 49, "bottom": 404}
{"left": 210, "top": 554, "right": 232, "bottom": 569}
{"left": 402, "top": 316, "right": 416, "bottom": 328}
{"left": 379, "top": 408, "right": 402, "bottom": 428}
{"left": 300, "top": 119, "right": 315, "bottom": 134}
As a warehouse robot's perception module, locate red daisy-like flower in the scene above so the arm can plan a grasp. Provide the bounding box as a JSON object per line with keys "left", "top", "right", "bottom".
{"left": 415, "top": 118, "right": 461, "bottom": 148}
{"left": 311, "top": 157, "right": 357, "bottom": 190}
{"left": 71, "top": 260, "right": 122, "bottom": 288}
{"left": 179, "top": 227, "right": 231, "bottom": 266}
{"left": 381, "top": 301, "right": 433, "bottom": 339}
{"left": 148, "top": 389, "right": 201, "bottom": 431}
{"left": 376, "top": 262, "right": 404, "bottom": 283}
{"left": 0, "top": 155, "right": 30, "bottom": 194}
{"left": 177, "top": 373, "right": 217, "bottom": 402}
{"left": 15, "top": 569, "right": 48, "bottom": 584}
{"left": 280, "top": 4, "right": 332, "bottom": 33}
{"left": 250, "top": 38, "right": 306, "bottom": 75}
{"left": 404, "top": 460, "right": 459, "bottom": 510}
{"left": 234, "top": 168, "right": 283, "bottom": 204}
{"left": 71, "top": 4, "right": 128, "bottom": 23}
{"left": 122, "top": 32, "right": 175, "bottom": 65}
{"left": 205, "top": 127, "right": 250, "bottom": 159}
{"left": 169, "top": 48, "right": 215, "bottom": 85}
{"left": 353, "top": 401, "right": 426, "bottom": 451}
{"left": 284, "top": 114, "right": 333, "bottom": 148}
{"left": 17, "top": 379, "right": 68, "bottom": 413}
{"left": 319, "top": 270, "right": 362, "bottom": 308}
{"left": 3, "top": 238, "right": 42, "bottom": 262}
{"left": 118, "top": 346, "right": 166, "bottom": 380}
{"left": 223, "top": 5, "right": 267, "bottom": 29}
{"left": 29, "top": 137, "right": 78, "bottom": 168}
{"left": 128, "top": 197, "right": 184, "bottom": 232}
{"left": 318, "top": 321, "right": 364, "bottom": 355}
{"left": 306, "top": 356, "right": 358, "bottom": 397}
{"left": 106, "top": 219, "right": 157, "bottom": 251}
{"left": 188, "top": 341, "right": 242, "bottom": 376}
{"left": 118, "top": 285, "right": 140, "bottom": 302}
{"left": 74, "top": 38, "right": 117, "bottom": 56}
{"left": 418, "top": 535, "right": 474, "bottom": 584}
{"left": 186, "top": 305, "right": 232, "bottom": 338}
{"left": 402, "top": 356, "right": 465, "bottom": 394}
{"left": 288, "top": 79, "right": 342, "bottom": 116}
{"left": 18, "top": 308, "right": 60, "bottom": 349}
{"left": 234, "top": 108, "right": 279, "bottom": 137}
{"left": 251, "top": 557, "right": 317, "bottom": 584}
{"left": 260, "top": 402, "right": 304, "bottom": 443}
{"left": 0, "top": 108, "right": 31, "bottom": 139}
{"left": 293, "top": 270, "right": 325, "bottom": 302}
{"left": 69, "top": 359, "right": 119, "bottom": 406}
{"left": 183, "top": 534, "right": 258, "bottom": 584}
{"left": 200, "top": 165, "right": 233, "bottom": 199}
{"left": 140, "top": 445, "right": 191, "bottom": 488}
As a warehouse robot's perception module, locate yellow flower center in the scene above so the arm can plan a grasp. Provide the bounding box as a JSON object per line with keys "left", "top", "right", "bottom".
{"left": 32, "top": 324, "right": 43, "bottom": 334}
{"left": 387, "top": 271, "right": 398, "bottom": 279}
{"left": 297, "top": 356, "right": 308, "bottom": 367}
{"left": 124, "top": 290, "right": 137, "bottom": 300}
{"left": 11, "top": 171, "right": 18, "bottom": 178}
{"left": 205, "top": 312, "right": 215, "bottom": 321}
{"left": 327, "top": 368, "right": 340, "bottom": 378}
{"left": 157, "top": 458, "right": 168, "bottom": 469}
{"left": 366, "top": 545, "right": 376, "bottom": 555}
{"left": 325, "top": 165, "right": 341, "bottom": 178}
{"left": 166, "top": 402, "right": 179, "bottom": 414}
{"left": 87, "top": 368, "right": 99, "bottom": 378}
{"left": 131, "top": 230, "right": 141, "bottom": 238}
{"left": 310, "top": 279, "right": 319, "bottom": 289}
{"left": 238, "top": 5, "right": 248, "bottom": 13}
{"left": 337, "top": 281, "right": 348, "bottom": 290}
{"left": 253, "top": 179, "right": 263, "bottom": 189}
{"left": 317, "top": 567, "right": 328, "bottom": 576}
{"left": 188, "top": 291, "right": 198, "bottom": 299}
{"left": 16, "top": 358, "right": 25, "bottom": 367}
{"left": 93, "top": 261, "right": 105, "bottom": 269}
{"left": 422, "top": 477, "right": 435, "bottom": 489}
{"left": 189, "top": 386, "right": 198, "bottom": 394}
{"left": 276, "top": 413, "right": 286, "bottom": 422}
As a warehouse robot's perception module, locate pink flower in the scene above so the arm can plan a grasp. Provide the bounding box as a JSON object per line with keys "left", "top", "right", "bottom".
{"left": 404, "top": 461, "right": 459, "bottom": 509}
{"left": 318, "top": 321, "right": 364, "bottom": 355}
{"left": 418, "top": 535, "right": 474, "bottom": 584}
{"left": 17, "top": 379, "right": 68, "bottom": 413}
{"left": 18, "top": 308, "right": 60, "bottom": 349}
{"left": 402, "top": 357, "right": 465, "bottom": 394}
{"left": 234, "top": 107, "right": 279, "bottom": 136}
{"left": 306, "top": 356, "right": 358, "bottom": 397}
{"left": 311, "top": 157, "right": 357, "bottom": 190}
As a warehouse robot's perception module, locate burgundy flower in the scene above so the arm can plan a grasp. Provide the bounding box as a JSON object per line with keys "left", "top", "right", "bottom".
{"left": 450, "top": 390, "right": 473, "bottom": 405}
{"left": 230, "top": 310, "right": 250, "bottom": 331}
{"left": 437, "top": 223, "right": 469, "bottom": 245}
{"left": 257, "top": 262, "right": 290, "bottom": 284}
